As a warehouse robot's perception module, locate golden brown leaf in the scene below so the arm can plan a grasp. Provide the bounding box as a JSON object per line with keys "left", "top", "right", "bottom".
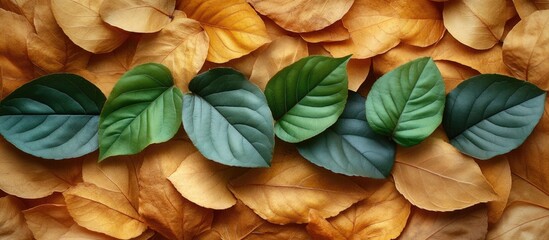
{"left": 477, "top": 157, "right": 512, "bottom": 224}
{"left": 443, "top": 0, "right": 507, "bottom": 49}
{"left": 398, "top": 205, "right": 488, "bottom": 239}
{"left": 393, "top": 134, "right": 498, "bottom": 211}
{"left": 248, "top": 36, "right": 308, "bottom": 89}
{"left": 178, "top": 0, "right": 270, "bottom": 63}
{"left": 487, "top": 202, "right": 549, "bottom": 240}
{"left": 503, "top": 10, "right": 549, "bottom": 90}
{"left": 347, "top": 58, "right": 372, "bottom": 91}
{"left": 229, "top": 145, "right": 367, "bottom": 224}
{"left": 434, "top": 60, "right": 479, "bottom": 93}
{"left": 306, "top": 210, "right": 346, "bottom": 240}
{"left": 63, "top": 182, "right": 147, "bottom": 239}
{"left": 132, "top": 11, "right": 209, "bottom": 92}
{"left": 99, "top": 0, "right": 175, "bottom": 33}
{"left": 0, "top": 0, "right": 35, "bottom": 20}
{"left": 513, "top": 0, "right": 549, "bottom": 18}
{"left": 0, "top": 196, "right": 33, "bottom": 239}
{"left": 300, "top": 21, "right": 350, "bottom": 43}
{"left": 51, "top": 0, "right": 130, "bottom": 53}
{"left": 324, "top": 0, "right": 444, "bottom": 58}
{"left": 139, "top": 140, "right": 213, "bottom": 240}
{"left": 509, "top": 174, "right": 549, "bottom": 209}
{"left": 247, "top": 0, "right": 354, "bottom": 33}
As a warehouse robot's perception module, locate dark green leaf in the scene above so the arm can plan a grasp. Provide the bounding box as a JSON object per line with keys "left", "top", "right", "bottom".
{"left": 443, "top": 74, "right": 546, "bottom": 160}
{"left": 183, "top": 68, "right": 274, "bottom": 167}
{"left": 365, "top": 57, "right": 445, "bottom": 146}
{"left": 264, "top": 55, "right": 350, "bottom": 143}
{"left": 0, "top": 73, "right": 105, "bottom": 159}
{"left": 99, "top": 63, "right": 183, "bottom": 161}
{"left": 297, "top": 91, "right": 395, "bottom": 178}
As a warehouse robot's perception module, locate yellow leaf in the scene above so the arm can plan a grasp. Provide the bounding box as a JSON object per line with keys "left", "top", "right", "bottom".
{"left": 139, "top": 140, "right": 213, "bottom": 240}
{"left": 229, "top": 144, "right": 367, "bottom": 224}
{"left": 512, "top": 0, "right": 549, "bottom": 18}
{"left": 301, "top": 21, "right": 350, "bottom": 43}
{"left": 503, "top": 10, "right": 549, "bottom": 90}
{"left": 248, "top": 36, "right": 309, "bottom": 89}
{"left": 443, "top": 0, "right": 508, "bottom": 49}
{"left": 51, "top": 0, "right": 130, "bottom": 53}
{"left": 487, "top": 202, "right": 549, "bottom": 240}
{"left": 178, "top": 0, "right": 270, "bottom": 63}
{"left": 247, "top": 0, "right": 354, "bottom": 33}
{"left": 132, "top": 11, "right": 209, "bottom": 92}
{"left": 0, "top": 196, "right": 33, "bottom": 239}
{"left": 63, "top": 182, "right": 147, "bottom": 239}
{"left": 99, "top": 0, "right": 175, "bottom": 33}
{"left": 477, "top": 156, "right": 512, "bottom": 224}
{"left": 393, "top": 134, "right": 498, "bottom": 211}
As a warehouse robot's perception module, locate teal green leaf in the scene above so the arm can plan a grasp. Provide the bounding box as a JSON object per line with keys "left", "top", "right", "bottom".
{"left": 365, "top": 57, "right": 445, "bottom": 147}
{"left": 183, "top": 68, "right": 274, "bottom": 167}
{"left": 297, "top": 91, "right": 395, "bottom": 178}
{"left": 264, "top": 55, "right": 350, "bottom": 143}
{"left": 99, "top": 63, "right": 183, "bottom": 161}
{"left": 0, "top": 73, "right": 105, "bottom": 159}
{"left": 443, "top": 74, "right": 546, "bottom": 160}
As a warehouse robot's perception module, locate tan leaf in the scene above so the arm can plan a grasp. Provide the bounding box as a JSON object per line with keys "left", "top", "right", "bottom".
{"left": 487, "top": 202, "right": 549, "bottom": 240}
{"left": 513, "top": 0, "right": 549, "bottom": 18}
{"left": 245, "top": 222, "right": 309, "bottom": 240}
{"left": 306, "top": 210, "right": 346, "bottom": 240}
{"left": 51, "top": 0, "right": 130, "bottom": 53}
{"left": 139, "top": 140, "right": 213, "bottom": 240}
{"left": 443, "top": 0, "right": 507, "bottom": 49}
{"left": 324, "top": 0, "right": 444, "bottom": 58}
{"left": 229, "top": 144, "right": 367, "bottom": 224}
{"left": 132, "top": 11, "right": 209, "bottom": 92}
{"left": 99, "top": 0, "right": 175, "bottom": 33}
{"left": 347, "top": 58, "right": 372, "bottom": 91}
{"left": 398, "top": 205, "right": 488, "bottom": 239}
{"left": 477, "top": 156, "right": 512, "bottom": 224}
{"left": 0, "top": 0, "right": 35, "bottom": 21}
{"left": 247, "top": 0, "right": 354, "bottom": 33}
{"left": 509, "top": 174, "right": 549, "bottom": 209}
{"left": 178, "top": 0, "right": 270, "bottom": 63}
{"left": 0, "top": 137, "right": 80, "bottom": 199}
{"left": 248, "top": 36, "right": 308, "bottom": 89}
{"left": 262, "top": 16, "right": 290, "bottom": 40}
{"left": 434, "top": 60, "right": 479, "bottom": 93}
{"left": 503, "top": 10, "right": 549, "bottom": 90}
{"left": 0, "top": 196, "right": 33, "bottom": 239}
{"left": 301, "top": 21, "right": 350, "bottom": 43}
{"left": 63, "top": 182, "right": 147, "bottom": 239}
{"left": 393, "top": 134, "right": 498, "bottom": 211}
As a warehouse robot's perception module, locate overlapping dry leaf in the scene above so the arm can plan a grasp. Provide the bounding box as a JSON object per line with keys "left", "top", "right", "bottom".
{"left": 477, "top": 156, "right": 512, "bottom": 224}
{"left": 99, "top": 0, "right": 175, "bottom": 33}
{"left": 0, "top": 196, "right": 33, "bottom": 239}
{"left": 513, "top": 0, "right": 549, "bottom": 18}
{"left": 300, "top": 21, "right": 350, "bottom": 43}
{"left": 487, "top": 202, "right": 549, "bottom": 239}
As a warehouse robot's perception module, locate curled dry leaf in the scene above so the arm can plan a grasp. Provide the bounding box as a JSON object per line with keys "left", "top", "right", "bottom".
{"left": 139, "top": 140, "right": 213, "bottom": 240}
{"left": 487, "top": 202, "right": 549, "bottom": 240}
{"left": 51, "top": 0, "right": 130, "bottom": 53}
{"left": 247, "top": 0, "right": 354, "bottom": 33}
{"left": 0, "top": 196, "right": 33, "bottom": 239}
{"left": 443, "top": 0, "right": 508, "bottom": 50}
{"left": 300, "top": 21, "right": 350, "bottom": 43}
{"left": 178, "top": 0, "right": 270, "bottom": 63}
{"left": 392, "top": 132, "right": 498, "bottom": 211}
{"left": 503, "top": 10, "right": 549, "bottom": 90}
{"left": 477, "top": 156, "right": 512, "bottom": 224}
{"left": 99, "top": 0, "right": 175, "bottom": 33}
{"left": 229, "top": 144, "right": 366, "bottom": 224}
{"left": 513, "top": 0, "right": 549, "bottom": 19}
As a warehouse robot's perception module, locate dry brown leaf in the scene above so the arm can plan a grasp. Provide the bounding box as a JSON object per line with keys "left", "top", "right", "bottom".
{"left": 51, "top": 0, "right": 130, "bottom": 54}
{"left": 487, "top": 202, "right": 549, "bottom": 240}
{"left": 247, "top": 0, "right": 354, "bottom": 33}
{"left": 0, "top": 0, "right": 35, "bottom": 21}
{"left": 229, "top": 144, "right": 367, "bottom": 224}
{"left": 513, "top": 0, "right": 549, "bottom": 18}
{"left": 132, "top": 11, "right": 209, "bottom": 92}
{"left": 324, "top": 0, "right": 444, "bottom": 58}
{"left": 477, "top": 157, "right": 512, "bottom": 224}
{"left": 99, "top": 0, "right": 175, "bottom": 33}
{"left": 306, "top": 210, "right": 346, "bottom": 240}
{"left": 178, "top": 0, "right": 270, "bottom": 63}
{"left": 443, "top": 0, "right": 508, "bottom": 50}
{"left": 347, "top": 58, "right": 372, "bottom": 91}
{"left": 248, "top": 36, "right": 308, "bottom": 89}
{"left": 434, "top": 61, "right": 479, "bottom": 93}
{"left": 393, "top": 133, "right": 498, "bottom": 211}
{"left": 508, "top": 174, "right": 549, "bottom": 209}
{"left": 261, "top": 16, "right": 290, "bottom": 40}
{"left": 398, "top": 205, "right": 488, "bottom": 239}
{"left": 139, "top": 140, "right": 213, "bottom": 240}
{"left": 0, "top": 196, "right": 33, "bottom": 239}
{"left": 301, "top": 21, "right": 350, "bottom": 43}
{"left": 503, "top": 10, "right": 549, "bottom": 90}
{"left": 63, "top": 182, "right": 147, "bottom": 239}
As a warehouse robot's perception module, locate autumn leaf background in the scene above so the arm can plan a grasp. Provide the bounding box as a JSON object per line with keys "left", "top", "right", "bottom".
{"left": 1, "top": 0, "right": 548, "bottom": 239}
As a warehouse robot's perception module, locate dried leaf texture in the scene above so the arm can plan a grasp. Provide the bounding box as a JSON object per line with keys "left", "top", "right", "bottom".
{"left": 0, "top": 196, "right": 33, "bottom": 239}
{"left": 178, "top": 0, "right": 270, "bottom": 63}
{"left": 487, "top": 202, "right": 549, "bottom": 240}
{"left": 434, "top": 61, "right": 479, "bottom": 93}
{"left": 347, "top": 58, "right": 372, "bottom": 91}
{"left": 509, "top": 174, "right": 549, "bottom": 209}
{"left": 477, "top": 157, "right": 512, "bottom": 224}
{"left": 247, "top": 0, "right": 354, "bottom": 33}
{"left": 513, "top": 0, "right": 549, "bottom": 18}
{"left": 300, "top": 21, "right": 350, "bottom": 43}
{"left": 99, "top": 0, "right": 175, "bottom": 33}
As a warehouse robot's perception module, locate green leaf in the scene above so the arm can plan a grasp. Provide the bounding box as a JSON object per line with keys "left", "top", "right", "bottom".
{"left": 0, "top": 73, "right": 105, "bottom": 159}
{"left": 365, "top": 57, "right": 445, "bottom": 147}
{"left": 98, "top": 63, "right": 183, "bottom": 161}
{"left": 264, "top": 55, "right": 350, "bottom": 143}
{"left": 297, "top": 91, "right": 395, "bottom": 178}
{"left": 183, "top": 68, "right": 274, "bottom": 167}
{"left": 443, "top": 74, "right": 546, "bottom": 160}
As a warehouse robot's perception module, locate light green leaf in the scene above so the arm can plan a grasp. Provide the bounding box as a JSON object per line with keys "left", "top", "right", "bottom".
{"left": 98, "top": 63, "right": 183, "bottom": 161}
{"left": 365, "top": 57, "right": 445, "bottom": 147}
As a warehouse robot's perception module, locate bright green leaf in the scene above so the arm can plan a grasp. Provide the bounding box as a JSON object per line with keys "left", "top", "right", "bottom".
{"left": 183, "top": 68, "right": 274, "bottom": 167}
{"left": 0, "top": 73, "right": 105, "bottom": 159}
{"left": 98, "top": 63, "right": 182, "bottom": 161}
{"left": 264, "top": 55, "right": 350, "bottom": 143}
{"left": 365, "top": 57, "right": 445, "bottom": 147}
{"left": 297, "top": 91, "right": 395, "bottom": 178}
{"left": 443, "top": 74, "right": 546, "bottom": 160}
